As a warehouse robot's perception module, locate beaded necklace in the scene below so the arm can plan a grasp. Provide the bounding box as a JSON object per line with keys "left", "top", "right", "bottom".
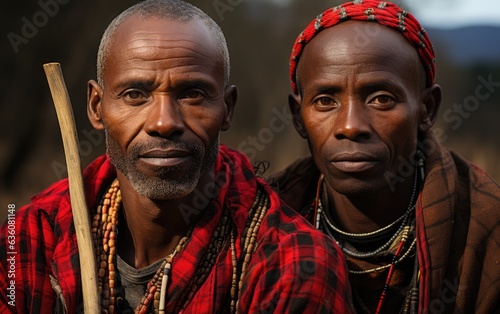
{"left": 313, "top": 152, "right": 425, "bottom": 314}
{"left": 317, "top": 171, "right": 418, "bottom": 261}
{"left": 92, "top": 179, "right": 269, "bottom": 314}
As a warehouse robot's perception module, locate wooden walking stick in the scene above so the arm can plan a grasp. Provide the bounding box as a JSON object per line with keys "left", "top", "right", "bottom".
{"left": 43, "top": 62, "right": 100, "bottom": 313}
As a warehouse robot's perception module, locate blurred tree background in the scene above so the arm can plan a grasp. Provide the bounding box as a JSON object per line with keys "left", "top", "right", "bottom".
{"left": 1, "top": 0, "right": 499, "bottom": 222}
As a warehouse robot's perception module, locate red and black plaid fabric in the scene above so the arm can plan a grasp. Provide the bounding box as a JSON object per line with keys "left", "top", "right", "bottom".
{"left": 269, "top": 134, "right": 500, "bottom": 313}
{"left": 0, "top": 153, "right": 115, "bottom": 313}
{"left": 0, "top": 145, "right": 353, "bottom": 313}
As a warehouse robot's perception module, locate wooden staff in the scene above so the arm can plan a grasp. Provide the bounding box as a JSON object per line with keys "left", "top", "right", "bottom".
{"left": 43, "top": 62, "right": 99, "bottom": 313}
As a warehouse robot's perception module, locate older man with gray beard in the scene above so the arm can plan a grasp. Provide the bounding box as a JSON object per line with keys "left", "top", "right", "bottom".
{"left": 0, "top": 0, "right": 353, "bottom": 313}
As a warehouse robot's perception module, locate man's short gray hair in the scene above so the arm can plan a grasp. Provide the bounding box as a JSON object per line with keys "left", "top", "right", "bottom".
{"left": 96, "top": 0, "right": 230, "bottom": 87}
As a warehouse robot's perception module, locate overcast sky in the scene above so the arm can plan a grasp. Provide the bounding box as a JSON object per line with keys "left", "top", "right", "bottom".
{"left": 267, "top": 0, "right": 500, "bottom": 29}
{"left": 395, "top": 0, "right": 500, "bottom": 29}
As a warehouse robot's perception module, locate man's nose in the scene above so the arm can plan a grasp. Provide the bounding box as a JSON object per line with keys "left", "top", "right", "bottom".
{"left": 333, "top": 100, "right": 371, "bottom": 141}
{"left": 143, "top": 95, "right": 185, "bottom": 138}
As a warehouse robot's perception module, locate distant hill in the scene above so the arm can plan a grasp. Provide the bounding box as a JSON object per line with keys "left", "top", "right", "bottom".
{"left": 427, "top": 26, "right": 500, "bottom": 65}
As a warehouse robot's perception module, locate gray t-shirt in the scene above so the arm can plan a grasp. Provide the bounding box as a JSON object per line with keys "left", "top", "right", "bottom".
{"left": 115, "top": 255, "right": 164, "bottom": 312}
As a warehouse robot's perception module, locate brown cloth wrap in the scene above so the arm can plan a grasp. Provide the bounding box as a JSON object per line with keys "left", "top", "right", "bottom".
{"left": 268, "top": 133, "right": 500, "bottom": 313}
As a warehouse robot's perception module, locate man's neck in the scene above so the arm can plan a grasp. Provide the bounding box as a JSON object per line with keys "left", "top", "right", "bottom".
{"left": 115, "top": 171, "right": 212, "bottom": 269}
{"left": 324, "top": 175, "right": 417, "bottom": 234}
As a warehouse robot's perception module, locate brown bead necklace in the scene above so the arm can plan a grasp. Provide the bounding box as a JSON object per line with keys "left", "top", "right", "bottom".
{"left": 92, "top": 179, "right": 269, "bottom": 314}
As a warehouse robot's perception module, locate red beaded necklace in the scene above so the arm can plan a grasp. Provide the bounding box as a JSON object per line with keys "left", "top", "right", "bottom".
{"left": 92, "top": 179, "right": 269, "bottom": 313}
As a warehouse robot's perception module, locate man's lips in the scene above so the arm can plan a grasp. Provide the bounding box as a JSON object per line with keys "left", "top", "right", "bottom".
{"left": 138, "top": 149, "right": 192, "bottom": 167}
{"left": 330, "top": 153, "right": 380, "bottom": 173}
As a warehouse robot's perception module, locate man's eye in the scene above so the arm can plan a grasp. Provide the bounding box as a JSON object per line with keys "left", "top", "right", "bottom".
{"left": 182, "top": 90, "right": 204, "bottom": 99}
{"left": 314, "top": 97, "right": 336, "bottom": 107}
{"left": 370, "top": 95, "right": 396, "bottom": 108}
{"left": 125, "top": 90, "right": 146, "bottom": 100}
{"left": 374, "top": 95, "right": 391, "bottom": 104}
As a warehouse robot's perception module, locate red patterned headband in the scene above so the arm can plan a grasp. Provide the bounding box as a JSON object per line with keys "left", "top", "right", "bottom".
{"left": 289, "top": 0, "right": 436, "bottom": 94}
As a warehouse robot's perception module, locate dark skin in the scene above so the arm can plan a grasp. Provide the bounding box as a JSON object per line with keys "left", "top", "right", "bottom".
{"left": 290, "top": 21, "right": 442, "bottom": 234}
{"left": 87, "top": 14, "right": 237, "bottom": 269}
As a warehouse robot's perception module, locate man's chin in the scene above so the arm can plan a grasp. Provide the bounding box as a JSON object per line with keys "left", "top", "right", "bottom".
{"left": 327, "top": 176, "right": 389, "bottom": 198}
{"left": 120, "top": 164, "right": 201, "bottom": 200}
{"left": 130, "top": 176, "right": 198, "bottom": 200}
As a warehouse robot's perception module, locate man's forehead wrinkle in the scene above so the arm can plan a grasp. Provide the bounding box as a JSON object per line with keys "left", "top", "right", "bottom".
{"left": 125, "top": 35, "right": 198, "bottom": 48}
{"left": 122, "top": 47, "right": 214, "bottom": 63}
{"left": 120, "top": 36, "right": 215, "bottom": 59}
{"left": 126, "top": 30, "right": 188, "bottom": 41}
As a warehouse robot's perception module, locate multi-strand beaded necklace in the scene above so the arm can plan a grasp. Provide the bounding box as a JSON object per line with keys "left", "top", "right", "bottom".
{"left": 314, "top": 153, "right": 424, "bottom": 314}
{"left": 92, "top": 178, "right": 269, "bottom": 313}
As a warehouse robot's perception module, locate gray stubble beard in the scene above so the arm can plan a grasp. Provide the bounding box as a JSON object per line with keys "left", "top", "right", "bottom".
{"left": 105, "top": 129, "right": 220, "bottom": 200}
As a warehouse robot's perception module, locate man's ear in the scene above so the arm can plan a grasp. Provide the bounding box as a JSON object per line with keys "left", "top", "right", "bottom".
{"left": 221, "top": 85, "right": 237, "bottom": 131}
{"left": 419, "top": 84, "right": 442, "bottom": 133}
{"left": 87, "top": 80, "right": 104, "bottom": 131}
{"left": 288, "top": 93, "right": 307, "bottom": 139}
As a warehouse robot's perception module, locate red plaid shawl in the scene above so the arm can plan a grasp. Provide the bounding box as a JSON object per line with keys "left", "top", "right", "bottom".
{"left": 269, "top": 134, "right": 500, "bottom": 313}
{"left": 0, "top": 145, "right": 353, "bottom": 313}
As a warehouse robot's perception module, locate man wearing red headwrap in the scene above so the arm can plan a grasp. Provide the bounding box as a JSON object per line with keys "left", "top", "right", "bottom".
{"left": 269, "top": 1, "right": 500, "bottom": 313}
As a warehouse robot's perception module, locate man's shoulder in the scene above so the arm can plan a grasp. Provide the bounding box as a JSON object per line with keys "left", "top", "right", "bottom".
{"left": 11, "top": 155, "right": 114, "bottom": 227}
{"left": 24, "top": 177, "right": 72, "bottom": 222}
{"left": 427, "top": 145, "right": 500, "bottom": 227}
{"left": 243, "top": 183, "right": 353, "bottom": 313}
{"left": 464, "top": 155, "right": 499, "bottom": 193}
{"left": 258, "top": 182, "right": 338, "bottom": 253}
{"left": 267, "top": 155, "right": 317, "bottom": 188}
{"left": 446, "top": 149, "right": 500, "bottom": 206}
{"left": 459, "top": 153, "right": 500, "bottom": 219}
{"left": 265, "top": 156, "right": 319, "bottom": 219}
